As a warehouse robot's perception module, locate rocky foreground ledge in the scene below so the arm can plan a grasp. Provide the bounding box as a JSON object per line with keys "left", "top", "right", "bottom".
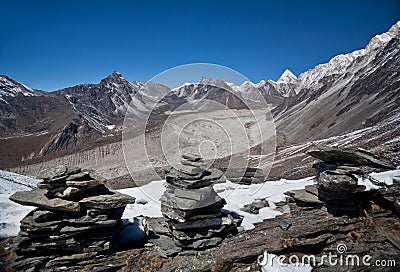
{"left": 1, "top": 148, "right": 399, "bottom": 271}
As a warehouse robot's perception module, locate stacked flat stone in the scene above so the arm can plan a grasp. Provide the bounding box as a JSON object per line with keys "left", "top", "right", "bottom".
{"left": 159, "top": 155, "right": 240, "bottom": 250}
{"left": 9, "top": 165, "right": 135, "bottom": 271}
{"left": 307, "top": 147, "right": 396, "bottom": 216}
{"left": 225, "top": 167, "right": 265, "bottom": 185}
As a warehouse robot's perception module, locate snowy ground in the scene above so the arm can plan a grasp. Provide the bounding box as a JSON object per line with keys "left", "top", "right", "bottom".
{"left": 1, "top": 169, "right": 399, "bottom": 239}
{"left": 118, "top": 170, "right": 400, "bottom": 231}
{"left": 0, "top": 170, "right": 40, "bottom": 238}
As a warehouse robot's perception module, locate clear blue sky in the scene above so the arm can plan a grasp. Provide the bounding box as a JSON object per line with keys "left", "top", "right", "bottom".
{"left": 1, "top": 0, "right": 399, "bottom": 91}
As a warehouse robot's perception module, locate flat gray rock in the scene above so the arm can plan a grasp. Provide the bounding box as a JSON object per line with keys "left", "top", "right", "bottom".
{"left": 66, "top": 171, "right": 90, "bottom": 181}
{"left": 166, "top": 168, "right": 224, "bottom": 189}
{"left": 146, "top": 218, "right": 171, "bottom": 236}
{"left": 306, "top": 147, "right": 396, "bottom": 169}
{"left": 175, "top": 235, "right": 223, "bottom": 249}
{"left": 182, "top": 154, "right": 202, "bottom": 162}
{"left": 65, "top": 179, "right": 105, "bottom": 188}
{"left": 79, "top": 191, "right": 135, "bottom": 210}
{"left": 168, "top": 218, "right": 223, "bottom": 230}
{"left": 285, "top": 189, "right": 323, "bottom": 206}
{"left": 161, "top": 204, "right": 223, "bottom": 222}
{"left": 176, "top": 164, "right": 202, "bottom": 175}
{"left": 305, "top": 184, "right": 318, "bottom": 196}
{"left": 181, "top": 159, "right": 206, "bottom": 168}
{"left": 161, "top": 187, "right": 225, "bottom": 210}
{"left": 37, "top": 165, "right": 68, "bottom": 180}
{"left": 172, "top": 224, "right": 233, "bottom": 242}
{"left": 10, "top": 188, "right": 81, "bottom": 212}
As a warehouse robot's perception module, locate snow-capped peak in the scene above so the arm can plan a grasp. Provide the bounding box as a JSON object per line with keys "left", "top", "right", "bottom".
{"left": 0, "top": 75, "right": 36, "bottom": 99}
{"left": 277, "top": 69, "right": 297, "bottom": 83}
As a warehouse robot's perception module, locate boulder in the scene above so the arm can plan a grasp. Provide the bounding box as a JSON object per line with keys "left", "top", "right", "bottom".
{"left": 318, "top": 172, "right": 358, "bottom": 192}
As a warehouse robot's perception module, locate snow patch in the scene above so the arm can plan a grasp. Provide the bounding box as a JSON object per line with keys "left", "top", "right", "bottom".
{"left": 0, "top": 170, "right": 40, "bottom": 238}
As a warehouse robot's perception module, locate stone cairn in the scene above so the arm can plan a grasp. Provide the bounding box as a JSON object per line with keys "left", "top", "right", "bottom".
{"left": 147, "top": 154, "right": 241, "bottom": 255}
{"left": 9, "top": 165, "right": 135, "bottom": 271}
{"left": 306, "top": 147, "right": 396, "bottom": 216}
{"left": 225, "top": 166, "right": 265, "bottom": 185}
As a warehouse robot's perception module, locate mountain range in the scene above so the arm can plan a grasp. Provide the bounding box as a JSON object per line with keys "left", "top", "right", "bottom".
{"left": 1, "top": 21, "right": 399, "bottom": 180}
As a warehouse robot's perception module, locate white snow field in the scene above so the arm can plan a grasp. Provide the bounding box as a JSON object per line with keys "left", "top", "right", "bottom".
{"left": 0, "top": 170, "right": 40, "bottom": 238}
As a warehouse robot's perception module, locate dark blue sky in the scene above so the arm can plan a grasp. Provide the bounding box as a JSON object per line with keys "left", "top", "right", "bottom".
{"left": 1, "top": 0, "right": 399, "bottom": 91}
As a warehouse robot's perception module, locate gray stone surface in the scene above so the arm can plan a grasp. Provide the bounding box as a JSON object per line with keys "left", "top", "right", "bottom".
{"left": 37, "top": 165, "right": 67, "bottom": 180}
{"left": 10, "top": 189, "right": 81, "bottom": 212}
{"left": 307, "top": 147, "right": 396, "bottom": 169}
{"left": 66, "top": 171, "right": 90, "bottom": 181}
{"left": 182, "top": 154, "right": 202, "bottom": 162}
{"left": 285, "top": 189, "right": 323, "bottom": 206}
{"left": 278, "top": 219, "right": 292, "bottom": 230}
{"left": 66, "top": 179, "right": 105, "bottom": 188}
{"left": 79, "top": 191, "right": 135, "bottom": 210}
{"left": 318, "top": 172, "right": 358, "bottom": 192}
{"left": 176, "top": 164, "right": 202, "bottom": 175}
{"left": 241, "top": 199, "right": 269, "bottom": 214}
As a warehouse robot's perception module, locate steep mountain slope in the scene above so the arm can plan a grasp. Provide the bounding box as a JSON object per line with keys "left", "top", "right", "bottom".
{"left": 273, "top": 21, "right": 400, "bottom": 146}
{"left": 0, "top": 75, "right": 118, "bottom": 168}
{"left": 0, "top": 72, "right": 172, "bottom": 168}
{"left": 58, "top": 71, "right": 143, "bottom": 133}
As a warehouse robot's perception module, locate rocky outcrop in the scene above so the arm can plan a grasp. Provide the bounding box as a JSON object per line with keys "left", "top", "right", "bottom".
{"left": 8, "top": 165, "right": 135, "bottom": 271}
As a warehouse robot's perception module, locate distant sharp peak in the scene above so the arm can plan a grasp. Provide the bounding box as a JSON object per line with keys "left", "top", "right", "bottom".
{"left": 198, "top": 76, "right": 214, "bottom": 85}
{"left": 101, "top": 70, "right": 127, "bottom": 82}
{"left": 276, "top": 69, "right": 297, "bottom": 83}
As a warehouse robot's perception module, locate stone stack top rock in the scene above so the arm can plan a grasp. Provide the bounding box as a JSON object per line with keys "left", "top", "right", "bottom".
{"left": 10, "top": 166, "right": 134, "bottom": 211}
{"left": 306, "top": 147, "right": 396, "bottom": 169}
{"left": 165, "top": 155, "right": 225, "bottom": 189}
